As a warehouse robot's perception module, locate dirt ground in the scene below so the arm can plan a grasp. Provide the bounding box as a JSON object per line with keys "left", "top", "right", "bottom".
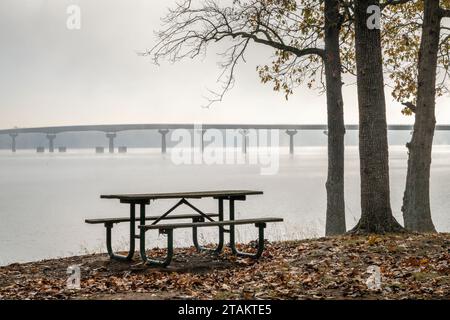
{"left": 0, "top": 233, "right": 449, "bottom": 300}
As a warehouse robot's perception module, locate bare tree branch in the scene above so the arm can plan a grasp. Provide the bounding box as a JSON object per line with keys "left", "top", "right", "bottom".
{"left": 401, "top": 101, "right": 416, "bottom": 113}
{"left": 228, "top": 31, "right": 325, "bottom": 58}
{"left": 142, "top": 0, "right": 327, "bottom": 106}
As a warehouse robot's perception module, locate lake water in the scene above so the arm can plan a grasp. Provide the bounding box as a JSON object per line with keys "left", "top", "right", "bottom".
{"left": 0, "top": 146, "right": 449, "bottom": 266}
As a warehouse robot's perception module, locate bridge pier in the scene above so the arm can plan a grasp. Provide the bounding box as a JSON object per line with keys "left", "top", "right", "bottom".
{"left": 96, "top": 147, "right": 105, "bottom": 154}
{"left": 9, "top": 133, "right": 18, "bottom": 152}
{"left": 239, "top": 129, "right": 249, "bottom": 154}
{"left": 118, "top": 146, "right": 127, "bottom": 153}
{"left": 196, "top": 129, "right": 206, "bottom": 153}
{"left": 106, "top": 133, "right": 116, "bottom": 153}
{"left": 286, "top": 130, "right": 298, "bottom": 155}
{"left": 158, "top": 129, "right": 169, "bottom": 154}
{"left": 46, "top": 134, "right": 57, "bottom": 153}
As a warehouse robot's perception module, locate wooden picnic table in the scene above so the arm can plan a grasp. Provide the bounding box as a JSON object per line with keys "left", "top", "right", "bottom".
{"left": 86, "top": 190, "right": 283, "bottom": 267}
{"left": 100, "top": 190, "right": 263, "bottom": 201}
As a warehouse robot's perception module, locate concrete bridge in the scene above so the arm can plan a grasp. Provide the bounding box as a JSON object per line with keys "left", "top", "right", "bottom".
{"left": 1, "top": 123, "right": 449, "bottom": 154}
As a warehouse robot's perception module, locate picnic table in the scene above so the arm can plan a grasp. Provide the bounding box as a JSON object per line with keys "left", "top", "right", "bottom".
{"left": 85, "top": 190, "right": 283, "bottom": 267}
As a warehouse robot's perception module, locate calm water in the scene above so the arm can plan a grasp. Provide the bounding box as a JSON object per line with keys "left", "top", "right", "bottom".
{"left": 0, "top": 146, "right": 449, "bottom": 266}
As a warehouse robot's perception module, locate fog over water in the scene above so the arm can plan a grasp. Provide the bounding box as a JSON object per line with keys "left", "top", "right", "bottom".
{"left": 1, "top": 146, "right": 449, "bottom": 266}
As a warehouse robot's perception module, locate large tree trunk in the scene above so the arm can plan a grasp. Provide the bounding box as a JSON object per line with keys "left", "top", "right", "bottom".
{"left": 402, "top": 0, "right": 440, "bottom": 233}
{"left": 351, "top": 0, "right": 404, "bottom": 234}
{"left": 324, "top": 0, "right": 346, "bottom": 235}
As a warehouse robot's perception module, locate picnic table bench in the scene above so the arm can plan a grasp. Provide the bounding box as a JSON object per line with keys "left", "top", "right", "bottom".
{"left": 85, "top": 190, "right": 283, "bottom": 267}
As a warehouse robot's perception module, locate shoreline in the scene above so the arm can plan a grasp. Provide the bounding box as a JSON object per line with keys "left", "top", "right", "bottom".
{"left": 1, "top": 233, "right": 449, "bottom": 300}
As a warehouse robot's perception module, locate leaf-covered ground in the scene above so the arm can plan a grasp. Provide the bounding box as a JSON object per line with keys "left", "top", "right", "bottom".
{"left": 0, "top": 233, "right": 449, "bottom": 300}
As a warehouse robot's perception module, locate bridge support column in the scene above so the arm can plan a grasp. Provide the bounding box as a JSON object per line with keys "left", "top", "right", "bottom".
{"left": 196, "top": 129, "right": 206, "bottom": 153}
{"left": 158, "top": 129, "right": 169, "bottom": 154}
{"left": 9, "top": 133, "right": 18, "bottom": 153}
{"left": 46, "top": 134, "right": 56, "bottom": 153}
{"left": 106, "top": 133, "right": 116, "bottom": 153}
{"left": 286, "top": 130, "right": 298, "bottom": 155}
{"left": 239, "top": 129, "right": 249, "bottom": 154}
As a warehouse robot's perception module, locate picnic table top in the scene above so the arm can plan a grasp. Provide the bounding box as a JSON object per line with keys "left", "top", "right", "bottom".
{"left": 100, "top": 190, "right": 263, "bottom": 201}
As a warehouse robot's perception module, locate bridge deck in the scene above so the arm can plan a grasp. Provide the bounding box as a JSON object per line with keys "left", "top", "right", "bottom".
{"left": 2, "top": 123, "right": 449, "bottom": 135}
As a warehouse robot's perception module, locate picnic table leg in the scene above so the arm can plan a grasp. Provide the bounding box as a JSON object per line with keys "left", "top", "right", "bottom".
{"left": 229, "top": 198, "right": 237, "bottom": 254}
{"left": 192, "top": 198, "right": 225, "bottom": 253}
{"left": 105, "top": 203, "right": 136, "bottom": 261}
{"left": 215, "top": 198, "right": 225, "bottom": 253}
{"left": 229, "top": 199, "right": 267, "bottom": 259}
{"left": 192, "top": 217, "right": 204, "bottom": 252}
{"left": 235, "top": 222, "right": 266, "bottom": 259}
{"left": 139, "top": 203, "right": 174, "bottom": 267}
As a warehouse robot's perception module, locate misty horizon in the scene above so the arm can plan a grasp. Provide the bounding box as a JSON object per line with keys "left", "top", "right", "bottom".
{"left": 1, "top": 0, "right": 449, "bottom": 129}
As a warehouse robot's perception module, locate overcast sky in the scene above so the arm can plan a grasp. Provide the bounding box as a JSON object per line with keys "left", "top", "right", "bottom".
{"left": 0, "top": 0, "right": 449, "bottom": 129}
